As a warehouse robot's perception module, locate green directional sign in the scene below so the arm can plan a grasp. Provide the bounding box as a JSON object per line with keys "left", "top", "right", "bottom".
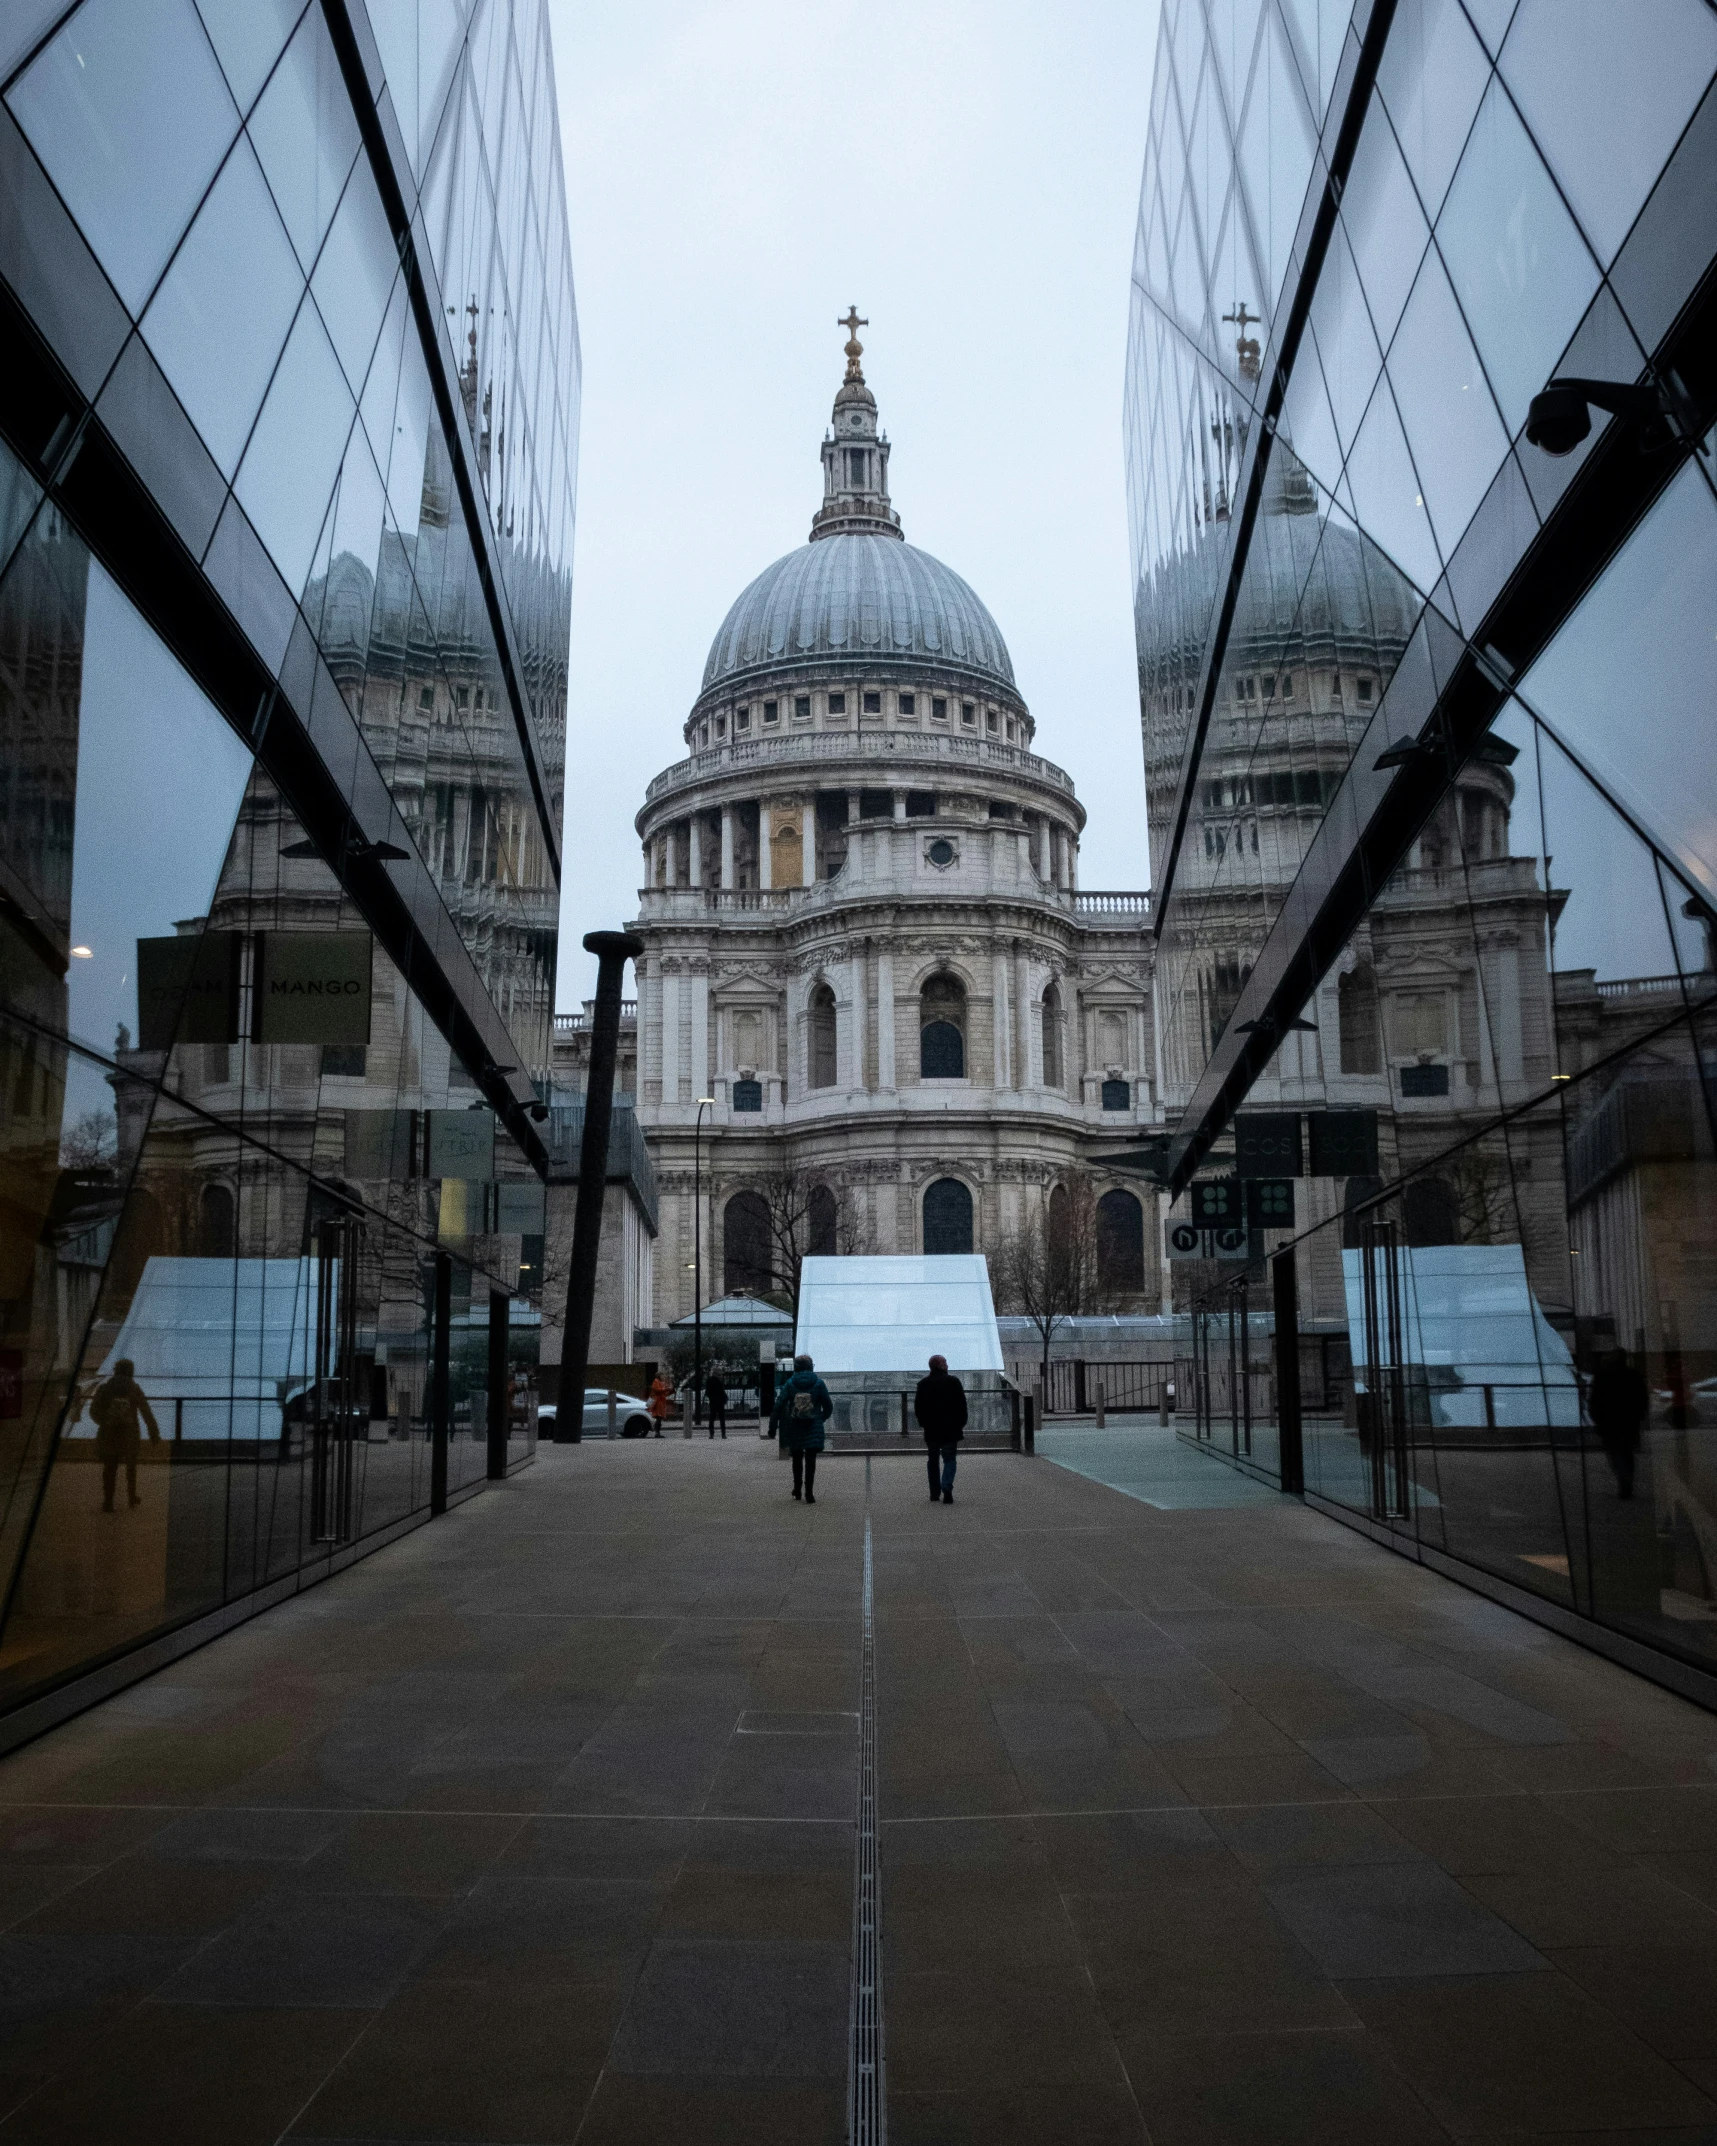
{"left": 1190, "top": 1178, "right": 1241, "bottom": 1225}
{"left": 1246, "top": 1178, "right": 1295, "bottom": 1227}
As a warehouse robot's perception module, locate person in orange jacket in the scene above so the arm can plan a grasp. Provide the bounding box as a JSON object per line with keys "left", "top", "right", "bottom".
{"left": 647, "top": 1370, "right": 672, "bottom": 1436}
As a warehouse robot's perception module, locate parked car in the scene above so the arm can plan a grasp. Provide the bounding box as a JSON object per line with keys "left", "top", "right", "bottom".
{"left": 537, "top": 1389, "right": 654, "bottom": 1440}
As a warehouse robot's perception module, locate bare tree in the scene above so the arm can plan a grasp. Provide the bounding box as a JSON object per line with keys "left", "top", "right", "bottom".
{"left": 1449, "top": 1138, "right": 1515, "bottom": 1246}
{"left": 60, "top": 1110, "right": 117, "bottom": 1170}
{"left": 990, "top": 1176, "right": 1106, "bottom": 1397}
{"left": 750, "top": 1163, "right": 872, "bottom": 1319}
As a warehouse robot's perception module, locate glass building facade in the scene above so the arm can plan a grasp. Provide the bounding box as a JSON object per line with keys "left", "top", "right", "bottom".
{"left": 1128, "top": 0, "right": 1717, "bottom": 1699}
{"left": 0, "top": 0, "right": 575, "bottom": 1738}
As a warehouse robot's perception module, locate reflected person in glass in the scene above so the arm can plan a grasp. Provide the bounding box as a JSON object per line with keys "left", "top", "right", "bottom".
{"left": 1588, "top": 1348, "right": 1649, "bottom": 1502}
{"left": 90, "top": 1359, "right": 161, "bottom": 1512}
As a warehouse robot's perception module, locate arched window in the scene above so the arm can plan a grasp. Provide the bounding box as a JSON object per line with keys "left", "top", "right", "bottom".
{"left": 923, "top": 1178, "right": 973, "bottom": 1255}
{"left": 1338, "top": 965, "right": 1381, "bottom": 1074}
{"left": 1047, "top": 1182, "right": 1072, "bottom": 1253}
{"left": 919, "top": 973, "right": 965, "bottom": 1079}
{"left": 809, "top": 983, "right": 837, "bottom": 1089}
{"left": 1402, "top": 1175, "right": 1459, "bottom": 1247}
{"left": 198, "top": 1182, "right": 235, "bottom": 1259}
{"left": 770, "top": 816, "right": 802, "bottom": 888}
{"left": 1041, "top": 982, "right": 1063, "bottom": 1089}
{"left": 723, "top": 1190, "right": 772, "bottom": 1295}
{"left": 1097, "top": 1188, "right": 1145, "bottom": 1292}
{"left": 808, "top": 1184, "right": 838, "bottom": 1256}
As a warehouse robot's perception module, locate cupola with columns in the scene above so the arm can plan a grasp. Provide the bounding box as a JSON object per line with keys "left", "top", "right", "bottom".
{"left": 811, "top": 309, "right": 901, "bottom": 541}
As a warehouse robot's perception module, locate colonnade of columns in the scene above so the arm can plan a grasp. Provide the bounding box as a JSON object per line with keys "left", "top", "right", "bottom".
{"left": 644, "top": 790, "right": 1080, "bottom": 893}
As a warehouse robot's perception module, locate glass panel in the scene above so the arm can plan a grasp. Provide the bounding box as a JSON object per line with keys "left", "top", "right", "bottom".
{"left": 192, "top": 0, "right": 304, "bottom": 115}
{"left": 1536, "top": 725, "right": 1684, "bottom": 1001}
{"left": 1385, "top": 246, "right": 1509, "bottom": 564}
{"left": 6, "top": 0, "right": 238, "bottom": 316}
{"left": 1343, "top": 375, "right": 1440, "bottom": 593}
{"left": 1307, "top": 221, "right": 1383, "bottom": 458}
{"left": 141, "top": 136, "right": 303, "bottom": 479}
{"left": 246, "top": 0, "right": 359, "bottom": 274}
{"left": 1436, "top": 76, "right": 1599, "bottom": 435}
{"left": 0, "top": 480, "right": 84, "bottom": 993}
{"left": 795, "top": 1254, "right": 1002, "bottom": 1373}
{"left": 311, "top": 161, "right": 399, "bottom": 396}
{"left": 1236, "top": 7, "right": 1313, "bottom": 321}
{"left": 0, "top": 1, "right": 77, "bottom": 88}
{"left": 58, "top": 566, "right": 253, "bottom": 1079}
{"left": 1516, "top": 452, "right": 1717, "bottom": 903}
{"left": 0, "top": 1061, "right": 236, "bottom": 1700}
{"left": 1342, "top": 98, "right": 1431, "bottom": 353}
{"left": 234, "top": 294, "right": 356, "bottom": 597}
{"left": 1375, "top": 0, "right": 1491, "bottom": 222}
{"left": 1499, "top": 0, "right": 1717, "bottom": 268}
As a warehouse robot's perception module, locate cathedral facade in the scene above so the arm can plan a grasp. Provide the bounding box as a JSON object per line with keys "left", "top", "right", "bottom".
{"left": 619, "top": 327, "right": 1161, "bottom": 1325}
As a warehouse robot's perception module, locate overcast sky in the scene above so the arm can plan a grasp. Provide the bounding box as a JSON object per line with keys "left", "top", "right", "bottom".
{"left": 546, "top": 0, "right": 1160, "bottom": 1005}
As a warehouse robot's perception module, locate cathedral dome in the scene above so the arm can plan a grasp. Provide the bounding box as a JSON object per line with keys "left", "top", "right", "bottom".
{"left": 701, "top": 535, "right": 1016, "bottom": 698}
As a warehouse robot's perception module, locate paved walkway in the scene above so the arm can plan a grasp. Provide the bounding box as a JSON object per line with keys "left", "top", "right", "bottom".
{"left": 0, "top": 1435, "right": 1714, "bottom": 2142}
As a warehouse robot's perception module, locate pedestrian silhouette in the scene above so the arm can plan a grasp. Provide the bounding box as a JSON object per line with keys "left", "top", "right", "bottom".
{"left": 705, "top": 1369, "right": 728, "bottom": 1440}
{"left": 915, "top": 1353, "right": 966, "bottom": 1503}
{"left": 90, "top": 1358, "right": 160, "bottom": 1511}
{"left": 1588, "top": 1347, "right": 1648, "bottom": 1500}
{"left": 773, "top": 1354, "right": 831, "bottom": 1501}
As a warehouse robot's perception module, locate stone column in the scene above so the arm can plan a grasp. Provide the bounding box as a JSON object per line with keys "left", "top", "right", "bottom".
{"left": 758, "top": 800, "right": 772, "bottom": 889}
{"left": 688, "top": 815, "right": 703, "bottom": 888}
{"left": 720, "top": 804, "right": 735, "bottom": 888}
{"left": 849, "top": 943, "right": 869, "bottom": 1091}
{"left": 992, "top": 950, "right": 1011, "bottom": 1089}
{"left": 876, "top": 945, "right": 896, "bottom": 1091}
{"left": 660, "top": 967, "right": 681, "bottom": 1103}
{"left": 847, "top": 792, "right": 860, "bottom": 823}
{"left": 801, "top": 804, "right": 816, "bottom": 888}
{"left": 892, "top": 790, "right": 907, "bottom": 821}
{"left": 1014, "top": 940, "right": 1031, "bottom": 1088}
{"left": 690, "top": 963, "right": 709, "bottom": 1100}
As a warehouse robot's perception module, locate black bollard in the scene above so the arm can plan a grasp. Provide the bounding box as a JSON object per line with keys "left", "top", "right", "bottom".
{"left": 558, "top": 929, "right": 643, "bottom": 1442}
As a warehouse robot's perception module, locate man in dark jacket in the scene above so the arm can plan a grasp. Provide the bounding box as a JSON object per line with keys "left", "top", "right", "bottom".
{"left": 915, "top": 1354, "right": 967, "bottom": 1504}
{"left": 90, "top": 1358, "right": 160, "bottom": 1512}
{"left": 705, "top": 1369, "right": 728, "bottom": 1440}
{"left": 1588, "top": 1347, "right": 1649, "bottom": 1500}
{"left": 772, "top": 1354, "right": 832, "bottom": 1502}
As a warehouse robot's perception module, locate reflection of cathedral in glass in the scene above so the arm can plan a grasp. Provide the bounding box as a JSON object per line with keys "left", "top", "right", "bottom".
{"left": 0, "top": 0, "right": 576, "bottom": 1735}
{"left": 1128, "top": 0, "right": 1717, "bottom": 1697}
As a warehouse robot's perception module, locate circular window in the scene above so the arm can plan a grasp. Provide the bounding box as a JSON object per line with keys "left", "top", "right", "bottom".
{"left": 927, "top": 838, "right": 956, "bottom": 868}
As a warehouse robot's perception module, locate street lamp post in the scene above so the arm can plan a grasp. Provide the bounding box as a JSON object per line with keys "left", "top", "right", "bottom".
{"left": 692, "top": 1096, "right": 714, "bottom": 1428}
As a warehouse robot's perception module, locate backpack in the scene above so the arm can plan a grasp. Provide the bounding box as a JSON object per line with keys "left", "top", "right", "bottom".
{"left": 790, "top": 1384, "right": 816, "bottom": 1419}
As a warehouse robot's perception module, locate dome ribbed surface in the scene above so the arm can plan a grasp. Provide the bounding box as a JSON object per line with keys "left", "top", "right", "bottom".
{"left": 701, "top": 534, "right": 1016, "bottom": 696}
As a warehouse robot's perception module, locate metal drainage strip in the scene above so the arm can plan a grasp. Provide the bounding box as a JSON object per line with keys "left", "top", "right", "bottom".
{"left": 849, "top": 1460, "right": 885, "bottom": 2143}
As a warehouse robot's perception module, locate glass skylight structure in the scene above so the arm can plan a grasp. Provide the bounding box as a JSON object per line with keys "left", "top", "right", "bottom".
{"left": 0, "top": 0, "right": 576, "bottom": 1739}
{"left": 1128, "top": 0, "right": 1717, "bottom": 1698}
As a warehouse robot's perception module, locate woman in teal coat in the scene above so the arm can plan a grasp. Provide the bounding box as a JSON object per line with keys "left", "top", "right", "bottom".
{"left": 772, "top": 1353, "right": 832, "bottom": 1502}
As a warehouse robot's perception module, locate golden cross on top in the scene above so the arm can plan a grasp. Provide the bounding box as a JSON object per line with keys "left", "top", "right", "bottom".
{"left": 1223, "top": 301, "right": 1262, "bottom": 382}
{"left": 839, "top": 306, "right": 868, "bottom": 379}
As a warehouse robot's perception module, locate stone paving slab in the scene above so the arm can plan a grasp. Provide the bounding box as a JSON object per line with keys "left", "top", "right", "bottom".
{"left": 0, "top": 1437, "right": 1711, "bottom": 2142}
